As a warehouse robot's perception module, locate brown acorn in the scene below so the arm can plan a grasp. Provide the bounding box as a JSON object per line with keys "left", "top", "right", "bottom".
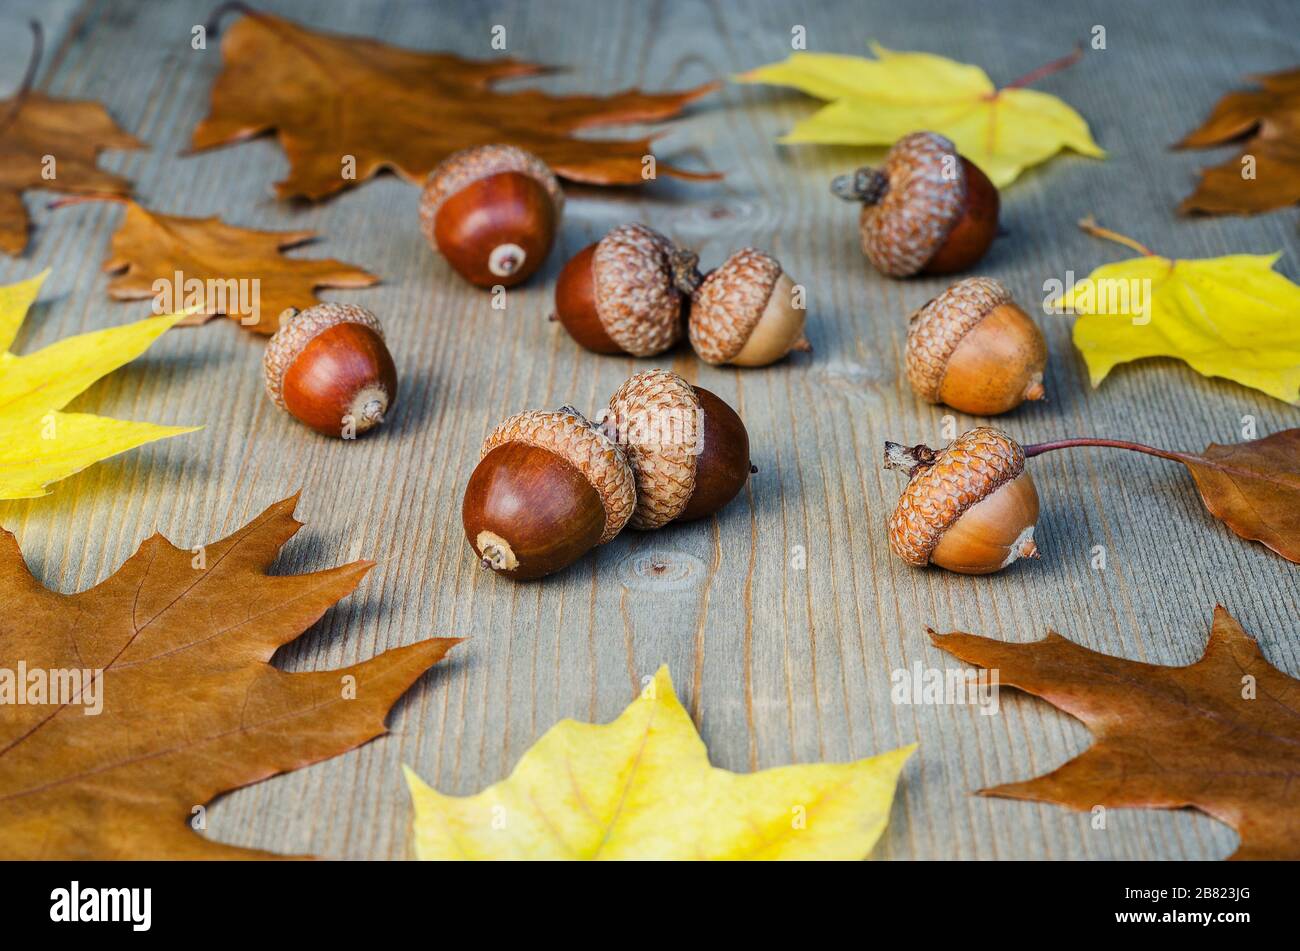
{"left": 602, "top": 369, "right": 752, "bottom": 529}
{"left": 463, "top": 408, "right": 636, "bottom": 580}
{"left": 883, "top": 427, "right": 1039, "bottom": 575}
{"left": 419, "top": 144, "right": 563, "bottom": 288}
{"left": 552, "top": 223, "right": 691, "bottom": 356}
{"left": 688, "top": 248, "right": 810, "bottom": 367}
{"left": 906, "top": 277, "right": 1047, "bottom": 415}
{"left": 832, "top": 131, "right": 999, "bottom": 278}
{"left": 263, "top": 303, "right": 398, "bottom": 438}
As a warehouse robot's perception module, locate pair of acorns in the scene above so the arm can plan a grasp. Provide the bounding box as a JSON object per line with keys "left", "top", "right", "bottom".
{"left": 553, "top": 224, "right": 810, "bottom": 368}
{"left": 463, "top": 369, "right": 753, "bottom": 579}
{"left": 417, "top": 144, "right": 810, "bottom": 369}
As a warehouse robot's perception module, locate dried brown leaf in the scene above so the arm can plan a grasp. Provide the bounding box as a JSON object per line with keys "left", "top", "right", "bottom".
{"left": 0, "top": 93, "right": 142, "bottom": 255}
{"left": 1176, "top": 67, "right": 1300, "bottom": 215}
{"left": 0, "top": 495, "right": 460, "bottom": 859}
{"left": 190, "top": 10, "right": 719, "bottom": 201}
{"left": 101, "top": 200, "right": 377, "bottom": 335}
{"left": 933, "top": 606, "right": 1300, "bottom": 860}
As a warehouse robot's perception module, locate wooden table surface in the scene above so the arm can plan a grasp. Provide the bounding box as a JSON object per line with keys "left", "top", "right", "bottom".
{"left": 2, "top": 0, "right": 1297, "bottom": 860}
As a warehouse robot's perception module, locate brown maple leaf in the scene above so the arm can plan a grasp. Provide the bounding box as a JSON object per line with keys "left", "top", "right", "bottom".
{"left": 1175, "top": 66, "right": 1300, "bottom": 215}
{"left": 0, "top": 495, "right": 461, "bottom": 859}
{"left": 96, "top": 199, "right": 377, "bottom": 335}
{"left": 1026, "top": 428, "right": 1300, "bottom": 565}
{"left": 0, "top": 22, "right": 142, "bottom": 255}
{"left": 189, "top": 9, "right": 718, "bottom": 200}
{"left": 933, "top": 606, "right": 1300, "bottom": 860}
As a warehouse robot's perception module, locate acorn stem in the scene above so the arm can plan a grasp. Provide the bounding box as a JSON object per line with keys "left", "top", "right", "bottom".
{"left": 1023, "top": 437, "right": 1183, "bottom": 463}
{"left": 670, "top": 248, "right": 703, "bottom": 295}
{"left": 883, "top": 441, "right": 940, "bottom": 476}
{"left": 831, "top": 167, "right": 889, "bottom": 206}
{"left": 0, "top": 21, "right": 42, "bottom": 139}
{"left": 1078, "top": 215, "right": 1157, "bottom": 257}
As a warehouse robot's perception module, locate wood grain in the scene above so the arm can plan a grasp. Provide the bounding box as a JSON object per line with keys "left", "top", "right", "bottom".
{"left": 1, "top": 0, "right": 1298, "bottom": 860}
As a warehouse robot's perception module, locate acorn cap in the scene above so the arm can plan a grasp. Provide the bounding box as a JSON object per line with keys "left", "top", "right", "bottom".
{"left": 906, "top": 277, "right": 1014, "bottom": 402}
{"left": 481, "top": 409, "right": 635, "bottom": 544}
{"left": 592, "top": 224, "right": 685, "bottom": 357}
{"left": 263, "top": 303, "right": 385, "bottom": 411}
{"left": 887, "top": 427, "right": 1025, "bottom": 566}
{"left": 418, "top": 144, "right": 564, "bottom": 247}
{"left": 605, "top": 369, "right": 701, "bottom": 529}
{"left": 855, "top": 132, "right": 967, "bottom": 277}
{"left": 689, "top": 248, "right": 783, "bottom": 364}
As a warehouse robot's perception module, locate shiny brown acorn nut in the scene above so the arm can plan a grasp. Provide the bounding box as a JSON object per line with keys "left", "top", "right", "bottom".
{"left": 906, "top": 277, "right": 1047, "bottom": 415}
{"left": 419, "top": 144, "right": 563, "bottom": 288}
{"left": 263, "top": 303, "right": 398, "bottom": 438}
{"left": 832, "top": 131, "right": 999, "bottom": 278}
{"left": 883, "top": 427, "right": 1039, "bottom": 575}
{"left": 463, "top": 408, "right": 636, "bottom": 580}
{"left": 552, "top": 223, "right": 692, "bottom": 356}
{"left": 688, "top": 248, "right": 810, "bottom": 367}
{"left": 602, "top": 369, "right": 753, "bottom": 529}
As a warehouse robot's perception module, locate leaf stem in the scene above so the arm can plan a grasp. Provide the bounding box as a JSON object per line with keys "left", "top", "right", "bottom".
{"left": 46, "top": 194, "right": 130, "bottom": 211}
{"left": 1001, "top": 43, "right": 1084, "bottom": 91}
{"left": 1024, "top": 437, "right": 1183, "bottom": 463}
{"left": 0, "top": 21, "right": 43, "bottom": 139}
{"left": 203, "top": 0, "right": 258, "bottom": 35}
{"left": 1078, "top": 215, "right": 1157, "bottom": 257}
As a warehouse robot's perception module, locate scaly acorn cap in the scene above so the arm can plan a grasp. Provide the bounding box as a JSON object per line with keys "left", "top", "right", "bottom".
{"left": 263, "top": 303, "right": 386, "bottom": 411}
{"left": 689, "top": 247, "right": 784, "bottom": 364}
{"left": 591, "top": 224, "right": 686, "bottom": 356}
{"left": 481, "top": 408, "right": 636, "bottom": 544}
{"left": 418, "top": 144, "right": 564, "bottom": 246}
{"left": 847, "top": 132, "right": 967, "bottom": 277}
{"left": 604, "top": 369, "right": 701, "bottom": 529}
{"left": 886, "top": 427, "right": 1026, "bottom": 566}
{"left": 906, "top": 276, "right": 1013, "bottom": 402}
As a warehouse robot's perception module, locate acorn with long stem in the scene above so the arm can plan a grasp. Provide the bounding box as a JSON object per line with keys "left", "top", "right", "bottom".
{"left": 884, "top": 425, "right": 1300, "bottom": 573}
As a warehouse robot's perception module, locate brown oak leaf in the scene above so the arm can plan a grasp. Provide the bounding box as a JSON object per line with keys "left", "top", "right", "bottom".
{"left": 0, "top": 495, "right": 461, "bottom": 859}
{"left": 933, "top": 606, "right": 1300, "bottom": 860}
{"left": 190, "top": 10, "right": 718, "bottom": 200}
{"left": 1175, "top": 66, "right": 1300, "bottom": 214}
{"left": 100, "top": 200, "right": 377, "bottom": 335}
{"left": 0, "top": 90, "right": 142, "bottom": 256}
{"left": 1175, "top": 430, "right": 1300, "bottom": 564}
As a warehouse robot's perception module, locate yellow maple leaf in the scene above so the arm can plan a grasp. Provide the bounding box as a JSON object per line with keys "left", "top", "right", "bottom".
{"left": 1046, "top": 219, "right": 1300, "bottom": 404}
{"left": 405, "top": 666, "right": 915, "bottom": 860}
{"left": 737, "top": 43, "right": 1105, "bottom": 187}
{"left": 0, "top": 271, "right": 199, "bottom": 498}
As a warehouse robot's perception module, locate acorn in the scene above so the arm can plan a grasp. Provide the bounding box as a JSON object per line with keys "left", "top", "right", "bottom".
{"left": 419, "top": 144, "right": 563, "bottom": 288}
{"left": 463, "top": 408, "right": 636, "bottom": 579}
{"left": 883, "top": 427, "right": 1039, "bottom": 575}
{"left": 552, "top": 223, "right": 691, "bottom": 356}
{"left": 263, "top": 303, "right": 398, "bottom": 438}
{"left": 832, "top": 131, "right": 999, "bottom": 278}
{"left": 602, "top": 369, "right": 752, "bottom": 529}
{"left": 688, "top": 248, "right": 810, "bottom": 367}
{"left": 906, "top": 277, "right": 1047, "bottom": 415}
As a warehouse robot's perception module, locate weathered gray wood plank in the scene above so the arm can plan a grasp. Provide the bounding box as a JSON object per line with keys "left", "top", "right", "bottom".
{"left": 1, "top": 0, "right": 1298, "bottom": 859}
